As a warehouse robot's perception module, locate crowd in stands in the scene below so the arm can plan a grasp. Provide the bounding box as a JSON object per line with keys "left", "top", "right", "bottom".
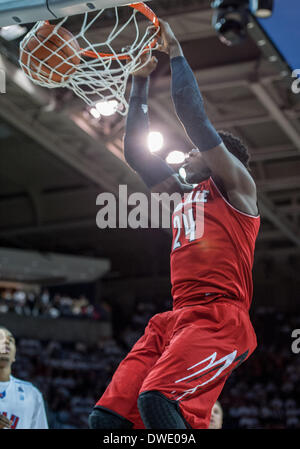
{"left": 0, "top": 288, "right": 111, "bottom": 321}
{"left": 8, "top": 297, "right": 300, "bottom": 429}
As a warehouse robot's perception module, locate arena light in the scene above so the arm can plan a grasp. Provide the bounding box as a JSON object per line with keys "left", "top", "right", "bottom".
{"left": 166, "top": 151, "right": 185, "bottom": 165}
{"left": 95, "top": 100, "right": 118, "bottom": 116}
{"left": 0, "top": 25, "right": 27, "bottom": 41}
{"left": 179, "top": 167, "right": 187, "bottom": 180}
{"left": 251, "top": 0, "right": 274, "bottom": 18}
{"left": 90, "top": 107, "right": 101, "bottom": 119}
{"left": 148, "top": 131, "right": 164, "bottom": 153}
{"left": 211, "top": 0, "right": 249, "bottom": 46}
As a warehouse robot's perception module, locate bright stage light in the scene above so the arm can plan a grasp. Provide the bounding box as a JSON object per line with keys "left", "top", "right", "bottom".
{"left": 0, "top": 25, "right": 27, "bottom": 41}
{"left": 148, "top": 131, "right": 164, "bottom": 153}
{"left": 166, "top": 151, "right": 185, "bottom": 164}
{"left": 95, "top": 100, "right": 118, "bottom": 116}
{"left": 90, "top": 107, "right": 101, "bottom": 119}
{"left": 179, "top": 167, "right": 187, "bottom": 180}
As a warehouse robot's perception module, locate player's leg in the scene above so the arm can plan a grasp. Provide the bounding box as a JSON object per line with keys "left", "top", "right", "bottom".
{"left": 89, "top": 311, "right": 171, "bottom": 429}
{"left": 137, "top": 390, "right": 191, "bottom": 429}
{"left": 89, "top": 407, "right": 134, "bottom": 429}
{"left": 137, "top": 300, "right": 257, "bottom": 429}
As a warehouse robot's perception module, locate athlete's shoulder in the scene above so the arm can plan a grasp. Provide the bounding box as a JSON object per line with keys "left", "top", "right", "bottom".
{"left": 11, "top": 376, "right": 43, "bottom": 397}
{"left": 11, "top": 375, "right": 32, "bottom": 386}
{"left": 209, "top": 176, "right": 260, "bottom": 219}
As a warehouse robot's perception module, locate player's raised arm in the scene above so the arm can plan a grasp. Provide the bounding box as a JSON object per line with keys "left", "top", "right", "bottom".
{"left": 124, "top": 55, "right": 192, "bottom": 196}
{"left": 157, "top": 19, "right": 258, "bottom": 215}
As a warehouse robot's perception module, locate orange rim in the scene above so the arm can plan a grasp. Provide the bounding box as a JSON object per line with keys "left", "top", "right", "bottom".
{"left": 82, "top": 2, "right": 160, "bottom": 60}
{"left": 43, "top": 3, "right": 159, "bottom": 60}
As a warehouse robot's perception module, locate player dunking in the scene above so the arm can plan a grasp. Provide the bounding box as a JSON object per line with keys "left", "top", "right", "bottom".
{"left": 89, "top": 19, "right": 260, "bottom": 429}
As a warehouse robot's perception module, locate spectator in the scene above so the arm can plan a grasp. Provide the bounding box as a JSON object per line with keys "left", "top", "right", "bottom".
{"left": 0, "top": 287, "right": 107, "bottom": 321}
{"left": 209, "top": 401, "right": 223, "bottom": 429}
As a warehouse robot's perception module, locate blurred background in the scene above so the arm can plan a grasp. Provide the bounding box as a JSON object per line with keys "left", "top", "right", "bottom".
{"left": 0, "top": 0, "right": 300, "bottom": 429}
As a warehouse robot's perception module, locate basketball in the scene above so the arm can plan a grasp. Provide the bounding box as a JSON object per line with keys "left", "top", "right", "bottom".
{"left": 20, "top": 23, "right": 81, "bottom": 84}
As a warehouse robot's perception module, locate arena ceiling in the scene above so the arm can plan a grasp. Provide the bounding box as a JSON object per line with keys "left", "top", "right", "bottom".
{"left": 0, "top": 0, "right": 300, "bottom": 293}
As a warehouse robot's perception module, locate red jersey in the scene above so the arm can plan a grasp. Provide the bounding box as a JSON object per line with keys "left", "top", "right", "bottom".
{"left": 171, "top": 177, "right": 260, "bottom": 311}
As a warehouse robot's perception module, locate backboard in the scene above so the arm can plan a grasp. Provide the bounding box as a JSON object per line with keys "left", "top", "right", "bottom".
{"left": 0, "top": 0, "right": 153, "bottom": 27}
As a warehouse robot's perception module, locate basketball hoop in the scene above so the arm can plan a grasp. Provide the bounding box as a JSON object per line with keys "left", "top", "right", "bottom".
{"left": 19, "top": 2, "right": 160, "bottom": 115}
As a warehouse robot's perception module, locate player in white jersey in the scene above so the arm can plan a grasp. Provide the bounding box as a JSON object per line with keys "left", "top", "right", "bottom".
{"left": 0, "top": 326, "right": 48, "bottom": 429}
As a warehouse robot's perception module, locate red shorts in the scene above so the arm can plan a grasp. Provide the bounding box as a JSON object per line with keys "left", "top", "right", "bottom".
{"left": 96, "top": 298, "right": 257, "bottom": 429}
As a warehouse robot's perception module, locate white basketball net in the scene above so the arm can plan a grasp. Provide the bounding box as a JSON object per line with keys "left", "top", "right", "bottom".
{"left": 19, "top": 7, "right": 159, "bottom": 115}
